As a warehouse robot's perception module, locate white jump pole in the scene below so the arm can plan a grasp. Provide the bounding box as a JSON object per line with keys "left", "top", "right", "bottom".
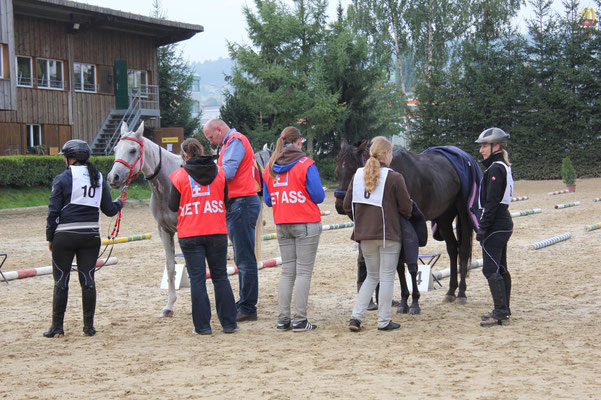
{"left": 101, "top": 233, "right": 151, "bottom": 245}
{"left": 2, "top": 257, "right": 118, "bottom": 281}
{"left": 511, "top": 208, "right": 542, "bottom": 218}
{"left": 510, "top": 196, "right": 529, "bottom": 202}
{"left": 548, "top": 189, "right": 571, "bottom": 195}
{"left": 530, "top": 232, "right": 572, "bottom": 250}
{"left": 254, "top": 222, "right": 355, "bottom": 243}
{"left": 584, "top": 222, "right": 601, "bottom": 232}
{"left": 432, "top": 259, "right": 483, "bottom": 280}
{"left": 554, "top": 201, "right": 580, "bottom": 209}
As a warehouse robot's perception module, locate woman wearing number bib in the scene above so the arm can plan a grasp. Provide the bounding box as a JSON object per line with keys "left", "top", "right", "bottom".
{"left": 343, "top": 137, "right": 412, "bottom": 332}
{"left": 168, "top": 138, "right": 238, "bottom": 335}
{"left": 475, "top": 128, "right": 514, "bottom": 327}
{"left": 262, "top": 126, "right": 325, "bottom": 332}
{"left": 45, "top": 140, "right": 124, "bottom": 338}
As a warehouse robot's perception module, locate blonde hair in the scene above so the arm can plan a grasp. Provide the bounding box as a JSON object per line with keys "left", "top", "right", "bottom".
{"left": 267, "top": 126, "right": 302, "bottom": 179}
{"left": 494, "top": 143, "right": 511, "bottom": 166}
{"left": 181, "top": 138, "right": 204, "bottom": 158}
{"left": 363, "top": 136, "right": 392, "bottom": 193}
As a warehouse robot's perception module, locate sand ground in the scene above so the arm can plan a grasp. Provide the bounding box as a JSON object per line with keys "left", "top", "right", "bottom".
{"left": 1, "top": 178, "right": 600, "bottom": 399}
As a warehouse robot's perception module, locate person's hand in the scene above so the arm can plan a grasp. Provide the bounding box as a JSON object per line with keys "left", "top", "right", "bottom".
{"left": 476, "top": 229, "right": 487, "bottom": 242}
{"left": 48, "top": 242, "right": 52, "bottom": 252}
{"left": 119, "top": 196, "right": 127, "bottom": 207}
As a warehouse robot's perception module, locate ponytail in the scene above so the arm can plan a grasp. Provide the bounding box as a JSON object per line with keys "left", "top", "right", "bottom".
{"left": 86, "top": 161, "right": 101, "bottom": 188}
{"left": 267, "top": 126, "right": 302, "bottom": 179}
{"left": 363, "top": 136, "right": 392, "bottom": 193}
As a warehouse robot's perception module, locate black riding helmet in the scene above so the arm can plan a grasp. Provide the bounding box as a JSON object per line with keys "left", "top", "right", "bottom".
{"left": 61, "top": 139, "right": 90, "bottom": 162}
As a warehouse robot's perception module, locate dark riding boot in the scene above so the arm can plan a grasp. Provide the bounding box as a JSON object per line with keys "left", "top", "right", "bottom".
{"left": 357, "top": 282, "right": 378, "bottom": 310}
{"left": 502, "top": 270, "right": 511, "bottom": 316}
{"left": 481, "top": 273, "right": 510, "bottom": 327}
{"left": 82, "top": 285, "right": 97, "bottom": 336}
{"left": 44, "top": 285, "right": 68, "bottom": 338}
{"left": 481, "top": 270, "right": 512, "bottom": 320}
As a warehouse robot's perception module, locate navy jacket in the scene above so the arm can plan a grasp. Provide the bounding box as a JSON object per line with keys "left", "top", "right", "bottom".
{"left": 46, "top": 166, "right": 122, "bottom": 242}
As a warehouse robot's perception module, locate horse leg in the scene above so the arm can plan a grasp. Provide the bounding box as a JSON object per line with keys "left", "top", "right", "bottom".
{"left": 396, "top": 260, "right": 410, "bottom": 314}
{"left": 436, "top": 213, "right": 459, "bottom": 303}
{"left": 158, "top": 226, "right": 177, "bottom": 318}
{"left": 408, "top": 263, "right": 421, "bottom": 315}
{"left": 456, "top": 206, "right": 472, "bottom": 304}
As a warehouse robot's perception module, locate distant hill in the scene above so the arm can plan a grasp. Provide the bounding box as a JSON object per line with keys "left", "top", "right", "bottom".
{"left": 189, "top": 58, "right": 233, "bottom": 106}
{"left": 191, "top": 58, "right": 233, "bottom": 86}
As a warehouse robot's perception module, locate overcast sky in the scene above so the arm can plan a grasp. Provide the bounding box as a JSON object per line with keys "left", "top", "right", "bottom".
{"left": 82, "top": 0, "right": 597, "bottom": 63}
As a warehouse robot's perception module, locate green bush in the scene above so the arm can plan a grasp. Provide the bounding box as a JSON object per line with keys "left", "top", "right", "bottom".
{"left": 0, "top": 155, "right": 145, "bottom": 188}
{"left": 561, "top": 157, "right": 576, "bottom": 185}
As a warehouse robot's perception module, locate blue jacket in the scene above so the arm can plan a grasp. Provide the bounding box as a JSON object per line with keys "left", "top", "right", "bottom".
{"left": 263, "top": 153, "right": 325, "bottom": 207}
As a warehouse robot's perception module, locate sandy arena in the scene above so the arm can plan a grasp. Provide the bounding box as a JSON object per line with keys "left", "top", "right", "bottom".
{"left": 1, "top": 178, "right": 600, "bottom": 399}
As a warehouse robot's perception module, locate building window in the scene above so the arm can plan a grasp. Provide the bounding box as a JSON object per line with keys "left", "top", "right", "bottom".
{"left": 16, "top": 56, "right": 33, "bottom": 86}
{"left": 74, "top": 63, "right": 96, "bottom": 92}
{"left": 37, "top": 58, "right": 64, "bottom": 89}
{"left": 192, "top": 101, "right": 201, "bottom": 114}
{"left": 191, "top": 77, "right": 200, "bottom": 92}
{"left": 26, "top": 124, "right": 42, "bottom": 148}
{"left": 128, "top": 69, "right": 148, "bottom": 96}
{"left": 0, "top": 44, "right": 4, "bottom": 79}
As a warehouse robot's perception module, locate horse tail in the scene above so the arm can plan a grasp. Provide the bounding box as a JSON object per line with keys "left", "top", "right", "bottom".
{"left": 455, "top": 204, "right": 473, "bottom": 263}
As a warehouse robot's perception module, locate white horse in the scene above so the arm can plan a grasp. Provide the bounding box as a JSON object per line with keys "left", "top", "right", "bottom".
{"left": 107, "top": 121, "right": 182, "bottom": 317}
{"left": 107, "top": 122, "right": 271, "bottom": 318}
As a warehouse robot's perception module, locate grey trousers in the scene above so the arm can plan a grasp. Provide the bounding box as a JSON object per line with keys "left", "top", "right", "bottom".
{"left": 276, "top": 222, "right": 322, "bottom": 324}
{"left": 352, "top": 240, "right": 401, "bottom": 328}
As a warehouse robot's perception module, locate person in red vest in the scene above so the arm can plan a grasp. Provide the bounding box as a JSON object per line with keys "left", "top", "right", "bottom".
{"left": 203, "top": 119, "right": 262, "bottom": 322}
{"left": 262, "top": 126, "right": 325, "bottom": 331}
{"left": 168, "top": 138, "right": 238, "bottom": 335}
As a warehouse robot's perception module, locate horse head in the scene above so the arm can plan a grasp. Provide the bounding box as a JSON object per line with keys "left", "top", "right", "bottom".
{"left": 334, "top": 139, "right": 369, "bottom": 215}
{"left": 107, "top": 121, "right": 145, "bottom": 189}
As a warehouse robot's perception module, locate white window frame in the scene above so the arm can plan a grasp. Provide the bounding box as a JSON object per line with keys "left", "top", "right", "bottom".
{"left": 191, "top": 77, "right": 200, "bottom": 92}
{"left": 16, "top": 56, "right": 33, "bottom": 87}
{"left": 74, "top": 63, "right": 97, "bottom": 93}
{"left": 0, "top": 44, "right": 4, "bottom": 79}
{"left": 26, "top": 124, "right": 42, "bottom": 148}
{"left": 37, "top": 58, "right": 64, "bottom": 90}
{"left": 192, "top": 101, "right": 201, "bottom": 114}
{"left": 127, "top": 69, "right": 148, "bottom": 97}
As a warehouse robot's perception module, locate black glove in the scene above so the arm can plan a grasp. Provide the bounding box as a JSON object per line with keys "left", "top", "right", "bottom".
{"left": 476, "top": 229, "right": 487, "bottom": 242}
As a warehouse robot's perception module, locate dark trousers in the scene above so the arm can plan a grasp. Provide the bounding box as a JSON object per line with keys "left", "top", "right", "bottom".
{"left": 179, "top": 234, "right": 237, "bottom": 333}
{"left": 481, "top": 229, "right": 512, "bottom": 278}
{"left": 51, "top": 230, "right": 101, "bottom": 319}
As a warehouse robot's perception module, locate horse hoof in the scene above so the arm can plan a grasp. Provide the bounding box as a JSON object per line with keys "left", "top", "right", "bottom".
{"left": 396, "top": 305, "right": 409, "bottom": 314}
{"left": 161, "top": 309, "right": 174, "bottom": 318}
{"left": 456, "top": 297, "right": 467, "bottom": 305}
{"left": 409, "top": 306, "right": 421, "bottom": 315}
{"left": 443, "top": 294, "right": 456, "bottom": 303}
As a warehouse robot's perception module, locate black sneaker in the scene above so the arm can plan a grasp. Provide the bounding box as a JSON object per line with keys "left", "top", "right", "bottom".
{"left": 348, "top": 318, "right": 361, "bottom": 332}
{"left": 377, "top": 321, "right": 401, "bottom": 331}
{"left": 276, "top": 319, "right": 291, "bottom": 331}
{"left": 292, "top": 319, "right": 317, "bottom": 332}
{"left": 236, "top": 311, "right": 258, "bottom": 322}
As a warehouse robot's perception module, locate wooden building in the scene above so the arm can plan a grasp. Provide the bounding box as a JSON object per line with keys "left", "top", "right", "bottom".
{"left": 0, "top": 0, "right": 203, "bottom": 155}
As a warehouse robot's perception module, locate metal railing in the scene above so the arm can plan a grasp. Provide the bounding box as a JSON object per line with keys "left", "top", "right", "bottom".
{"left": 101, "top": 84, "right": 159, "bottom": 155}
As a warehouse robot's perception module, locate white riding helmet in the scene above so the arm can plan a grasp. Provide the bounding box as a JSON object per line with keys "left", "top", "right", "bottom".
{"left": 475, "top": 127, "right": 510, "bottom": 144}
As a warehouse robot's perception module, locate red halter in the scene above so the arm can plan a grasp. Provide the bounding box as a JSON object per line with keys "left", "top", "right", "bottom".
{"left": 114, "top": 136, "right": 145, "bottom": 185}
{"left": 108, "top": 135, "right": 145, "bottom": 242}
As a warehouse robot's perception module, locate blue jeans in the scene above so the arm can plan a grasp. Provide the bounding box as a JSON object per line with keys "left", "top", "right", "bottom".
{"left": 226, "top": 195, "right": 261, "bottom": 314}
{"left": 178, "top": 234, "right": 237, "bottom": 333}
